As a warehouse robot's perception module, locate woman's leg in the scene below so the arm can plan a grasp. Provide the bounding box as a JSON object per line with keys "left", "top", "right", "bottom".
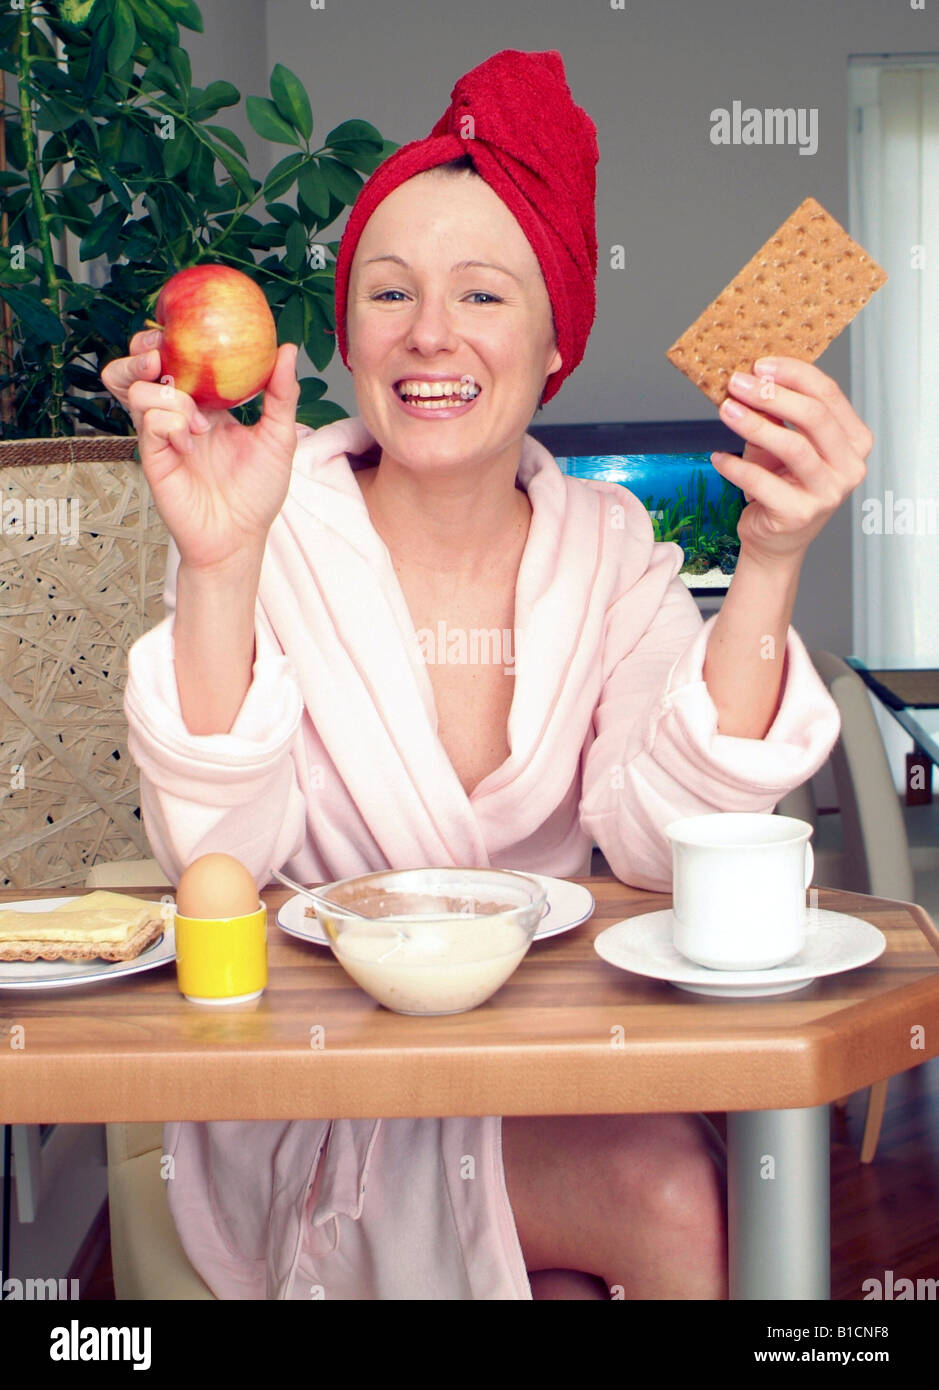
{"left": 501, "top": 1113, "right": 728, "bottom": 1300}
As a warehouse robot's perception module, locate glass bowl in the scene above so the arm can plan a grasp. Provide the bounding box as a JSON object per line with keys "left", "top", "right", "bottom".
{"left": 308, "top": 867, "right": 547, "bottom": 1015}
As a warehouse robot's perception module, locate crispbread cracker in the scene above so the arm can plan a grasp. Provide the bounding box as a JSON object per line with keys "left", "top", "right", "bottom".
{"left": 0, "top": 917, "right": 165, "bottom": 963}
{"left": 665, "top": 196, "right": 888, "bottom": 405}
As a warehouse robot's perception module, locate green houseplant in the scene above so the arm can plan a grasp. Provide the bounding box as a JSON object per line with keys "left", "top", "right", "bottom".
{"left": 0, "top": 0, "right": 398, "bottom": 437}
{"left": 0, "top": 0, "right": 401, "bottom": 887}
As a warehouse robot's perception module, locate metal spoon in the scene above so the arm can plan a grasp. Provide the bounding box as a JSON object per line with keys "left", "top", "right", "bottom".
{"left": 271, "top": 867, "right": 374, "bottom": 920}
{"left": 271, "top": 867, "right": 410, "bottom": 960}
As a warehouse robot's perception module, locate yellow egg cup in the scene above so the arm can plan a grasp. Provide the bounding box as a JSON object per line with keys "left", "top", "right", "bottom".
{"left": 174, "top": 902, "right": 268, "bottom": 1004}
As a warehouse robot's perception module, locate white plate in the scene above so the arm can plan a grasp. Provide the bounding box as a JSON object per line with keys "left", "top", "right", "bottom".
{"left": 0, "top": 896, "right": 176, "bottom": 991}
{"left": 276, "top": 873, "right": 595, "bottom": 946}
{"left": 593, "top": 908, "right": 887, "bottom": 997}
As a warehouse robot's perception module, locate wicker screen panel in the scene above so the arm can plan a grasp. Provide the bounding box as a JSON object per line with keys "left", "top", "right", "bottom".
{"left": 0, "top": 437, "right": 169, "bottom": 890}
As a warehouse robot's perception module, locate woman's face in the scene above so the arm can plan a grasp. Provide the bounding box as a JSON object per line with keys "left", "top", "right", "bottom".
{"left": 346, "top": 171, "right": 562, "bottom": 474}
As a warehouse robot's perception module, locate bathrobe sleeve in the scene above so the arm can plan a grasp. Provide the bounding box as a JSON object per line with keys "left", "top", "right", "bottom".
{"left": 578, "top": 541, "right": 842, "bottom": 892}
{"left": 123, "top": 536, "right": 308, "bottom": 890}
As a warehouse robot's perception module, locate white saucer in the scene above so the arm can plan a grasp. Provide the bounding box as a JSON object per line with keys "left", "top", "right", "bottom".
{"left": 593, "top": 908, "right": 887, "bottom": 997}
{"left": 276, "top": 873, "right": 594, "bottom": 947}
{"left": 0, "top": 897, "right": 176, "bottom": 991}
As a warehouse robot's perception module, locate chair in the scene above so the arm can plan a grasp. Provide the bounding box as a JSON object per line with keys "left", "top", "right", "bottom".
{"left": 105, "top": 1123, "right": 215, "bottom": 1299}
{"left": 86, "top": 858, "right": 172, "bottom": 888}
{"left": 777, "top": 652, "right": 939, "bottom": 1163}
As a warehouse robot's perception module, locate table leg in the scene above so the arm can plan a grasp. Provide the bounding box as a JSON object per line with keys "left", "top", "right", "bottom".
{"left": 726, "top": 1106, "right": 830, "bottom": 1300}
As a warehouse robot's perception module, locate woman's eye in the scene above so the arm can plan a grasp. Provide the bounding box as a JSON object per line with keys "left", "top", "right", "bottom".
{"left": 371, "top": 291, "right": 501, "bottom": 304}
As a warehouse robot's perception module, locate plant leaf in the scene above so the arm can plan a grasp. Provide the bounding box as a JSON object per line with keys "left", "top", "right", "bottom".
{"left": 276, "top": 292, "right": 304, "bottom": 346}
{"left": 78, "top": 12, "right": 113, "bottom": 101}
{"left": 324, "top": 144, "right": 390, "bottom": 177}
{"left": 56, "top": 0, "right": 103, "bottom": 28}
{"left": 318, "top": 156, "right": 363, "bottom": 204}
{"left": 184, "top": 138, "right": 214, "bottom": 199}
{"left": 296, "top": 397, "right": 348, "bottom": 430}
{"left": 65, "top": 362, "right": 110, "bottom": 392}
{"left": 139, "top": 58, "right": 182, "bottom": 97}
{"left": 302, "top": 293, "right": 335, "bottom": 370}
{"left": 246, "top": 95, "right": 300, "bottom": 147}
{"left": 263, "top": 151, "right": 306, "bottom": 201}
{"left": 189, "top": 80, "right": 240, "bottom": 120}
{"left": 78, "top": 201, "right": 126, "bottom": 260}
{"left": 325, "top": 119, "right": 384, "bottom": 150}
{"left": 108, "top": 0, "right": 137, "bottom": 73}
{"left": 0, "top": 285, "right": 67, "bottom": 344}
{"left": 203, "top": 123, "right": 247, "bottom": 159}
{"left": 264, "top": 202, "right": 297, "bottom": 228}
{"left": 298, "top": 377, "right": 327, "bottom": 405}
{"left": 162, "top": 122, "right": 194, "bottom": 179}
{"left": 142, "top": 192, "right": 163, "bottom": 236}
{"left": 154, "top": 0, "right": 204, "bottom": 32}
{"left": 284, "top": 218, "right": 308, "bottom": 273}
{"left": 261, "top": 278, "right": 293, "bottom": 306}
{"left": 297, "top": 161, "right": 330, "bottom": 219}
{"left": 34, "top": 97, "right": 85, "bottom": 134}
{"left": 126, "top": 0, "right": 178, "bottom": 49}
{"left": 167, "top": 44, "right": 191, "bottom": 95}
{"left": 270, "top": 63, "right": 313, "bottom": 142}
{"left": 97, "top": 163, "right": 134, "bottom": 214}
{"left": 206, "top": 137, "right": 255, "bottom": 202}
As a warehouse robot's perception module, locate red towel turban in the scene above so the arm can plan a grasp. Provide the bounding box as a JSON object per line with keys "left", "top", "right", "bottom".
{"left": 332, "top": 49, "right": 599, "bottom": 405}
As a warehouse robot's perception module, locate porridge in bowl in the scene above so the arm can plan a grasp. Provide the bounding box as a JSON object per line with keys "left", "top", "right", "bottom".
{"left": 311, "top": 869, "right": 545, "bottom": 1015}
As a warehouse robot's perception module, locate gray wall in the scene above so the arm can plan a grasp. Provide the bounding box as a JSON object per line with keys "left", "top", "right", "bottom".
{"left": 190, "top": 0, "right": 936, "bottom": 806}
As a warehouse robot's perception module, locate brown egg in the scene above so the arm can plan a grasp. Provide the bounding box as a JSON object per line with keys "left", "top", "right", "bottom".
{"left": 176, "top": 853, "right": 260, "bottom": 919}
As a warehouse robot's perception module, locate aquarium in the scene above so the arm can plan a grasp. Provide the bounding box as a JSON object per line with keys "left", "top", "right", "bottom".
{"left": 528, "top": 418, "right": 748, "bottom": 591}
{"left": 555, "top": 454, "right": 744, "bottom": 584}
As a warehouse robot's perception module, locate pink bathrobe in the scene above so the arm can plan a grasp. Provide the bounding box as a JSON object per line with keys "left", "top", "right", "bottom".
{"left": 123, "top": 415, "right": 841, "bottom": 1300}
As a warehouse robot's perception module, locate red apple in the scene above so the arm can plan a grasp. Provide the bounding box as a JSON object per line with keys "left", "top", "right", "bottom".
{"left": 149, "top": 264, "right": 279, "bottom": 410}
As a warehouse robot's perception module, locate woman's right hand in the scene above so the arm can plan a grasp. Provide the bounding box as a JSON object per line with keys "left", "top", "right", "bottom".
{"left": 100, "top": 330, "right": 301, "bottom": 573}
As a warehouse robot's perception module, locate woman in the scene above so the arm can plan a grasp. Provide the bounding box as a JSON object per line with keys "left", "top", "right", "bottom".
{"left": 103, "top": 50, "right": 861, "bottom": 1300}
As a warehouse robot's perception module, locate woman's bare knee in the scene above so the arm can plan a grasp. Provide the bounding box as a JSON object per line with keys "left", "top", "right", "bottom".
{"left": 502, "top": 1112, "right": 727, "bottom": 1291}
{"left": 601, "top": 1127, "right": 728, "bottom": 1299}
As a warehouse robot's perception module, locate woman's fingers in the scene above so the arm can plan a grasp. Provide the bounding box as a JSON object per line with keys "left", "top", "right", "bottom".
{"left": 129, "top": 327, "right": 163, "bottom": 357}
{"left": 101, "top": 344, "right": 163, "bottom": 409}
{"left": 257, "top": 343, "right": 300, "bottom": 442}
{"left": 137, "top": 406, "right": 201, "bottom": 466}
{"left": 126, "top": 377, "right": 210, "bottom": 439}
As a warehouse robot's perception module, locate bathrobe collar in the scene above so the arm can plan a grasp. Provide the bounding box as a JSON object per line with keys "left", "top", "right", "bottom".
{"left": 273, "top": 416, "right": 610, "bottom": 864}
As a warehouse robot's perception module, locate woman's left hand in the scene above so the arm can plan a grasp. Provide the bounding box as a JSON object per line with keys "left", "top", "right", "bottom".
{"left": 709, "top": 356, "right": 873, "bottom": 567}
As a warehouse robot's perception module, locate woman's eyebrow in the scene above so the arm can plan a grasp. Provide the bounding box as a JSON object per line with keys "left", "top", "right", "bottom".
{"left": 362, "top": 254, "right": 522, "bottom": 283}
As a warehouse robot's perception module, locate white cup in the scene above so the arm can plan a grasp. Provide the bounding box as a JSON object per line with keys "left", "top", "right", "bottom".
{"left": 664, "top": 813, "right": 815, "bottom": 971}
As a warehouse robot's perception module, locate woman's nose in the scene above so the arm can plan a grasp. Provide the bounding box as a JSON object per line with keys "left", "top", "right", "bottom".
{"left": 403, "top": 292, "right": 460, "bottom": 353}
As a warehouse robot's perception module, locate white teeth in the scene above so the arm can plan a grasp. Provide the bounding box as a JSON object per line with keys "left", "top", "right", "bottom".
{"left": 397, "top": 379, "right": 481, "bottom": 401}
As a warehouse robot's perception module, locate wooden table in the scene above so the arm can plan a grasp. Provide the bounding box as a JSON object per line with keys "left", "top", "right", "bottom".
{"left": 2, "top": 878, "right": 939, "bottom": 1300}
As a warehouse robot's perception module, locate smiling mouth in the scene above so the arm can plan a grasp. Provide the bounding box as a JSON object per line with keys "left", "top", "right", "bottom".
{"left": 394, "top": 378, "right": 482, "bottom": 405}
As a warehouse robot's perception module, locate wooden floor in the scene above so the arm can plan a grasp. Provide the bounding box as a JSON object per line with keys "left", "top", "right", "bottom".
{"left": 79, "top": 1055, "right": 939, "bottom": 1300}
